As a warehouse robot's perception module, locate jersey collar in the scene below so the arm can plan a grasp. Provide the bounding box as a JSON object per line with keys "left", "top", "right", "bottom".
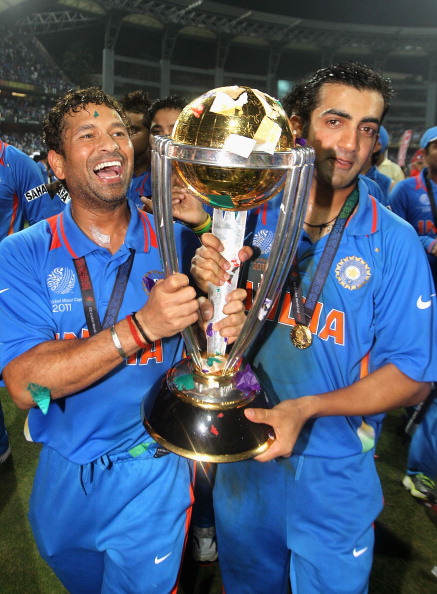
{"left": 343, "top": 176, "right": 381, "bottom": 237}
{"left": 54, "top": 199, "right": 157, "bottom": 259}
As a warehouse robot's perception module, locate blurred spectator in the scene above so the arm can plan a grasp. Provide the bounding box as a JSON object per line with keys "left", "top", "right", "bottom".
{"left": 33, "top": 150, "right": 49, "bottom": 183}
{"left": 409, "top": 148, "right": 426, "bottom": 177}
{"left": 375, "top": 125, "right": 405, "bottom": 185}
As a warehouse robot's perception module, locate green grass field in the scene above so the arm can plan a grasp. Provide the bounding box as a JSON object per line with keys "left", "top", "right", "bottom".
{"left": 1, "top": 387, "right": 435, "bottom": 593}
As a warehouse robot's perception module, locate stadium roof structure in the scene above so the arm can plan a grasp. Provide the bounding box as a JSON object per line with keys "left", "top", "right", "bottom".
{"left": 3, "top": 0, "right": 437, "bottom": 57}
{"left": 2, "top": 0, "right": 437, "bottom": 133}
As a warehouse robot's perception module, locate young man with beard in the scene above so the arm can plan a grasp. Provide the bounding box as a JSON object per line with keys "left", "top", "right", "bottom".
{"left": 191, "top": 62, "right": 437, "bottom": 593}
{"left": 0, "top": 87, "right": 246, "bottom": 594}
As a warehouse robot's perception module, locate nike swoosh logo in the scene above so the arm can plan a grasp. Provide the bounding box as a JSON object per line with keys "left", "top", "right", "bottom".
{"left": 417, "top": 294, "right": 436, "bottom": 309}
{"left": 154, "top": 552, "right": 172, "bottom": 564}
{"left": 0, "top": 288, "right": 9, "bottom": 293}
{"left": 353, "top": 547, "right": 368, "bottom": 557}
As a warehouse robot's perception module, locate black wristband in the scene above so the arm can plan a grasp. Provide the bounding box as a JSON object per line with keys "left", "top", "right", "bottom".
{"left": 131, "top": 311, "right": 153, "bottom": 344}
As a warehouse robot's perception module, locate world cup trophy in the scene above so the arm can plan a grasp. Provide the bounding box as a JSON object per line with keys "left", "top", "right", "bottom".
{"left": 142, "top": 86, "right": 314, "bottom": 462}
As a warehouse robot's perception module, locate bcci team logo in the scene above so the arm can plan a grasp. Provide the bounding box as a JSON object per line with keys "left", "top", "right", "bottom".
{"left": 47, "top": 267, "right": 76, "bottom": 294}
{"left": 252, "top": 229, "right": 274, "bottom": 255}
{"left": 335, "top": 256, "right": 371, "bottom": 290}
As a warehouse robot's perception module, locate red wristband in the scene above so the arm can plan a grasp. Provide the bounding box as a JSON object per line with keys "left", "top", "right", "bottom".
{"left": 126, "top": 314, "right": 147, "bottom": 348}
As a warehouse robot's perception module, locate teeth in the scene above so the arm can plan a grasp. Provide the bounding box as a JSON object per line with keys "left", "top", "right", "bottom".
{"left": 94, "top": 160, "right": 121, "bottom": 172}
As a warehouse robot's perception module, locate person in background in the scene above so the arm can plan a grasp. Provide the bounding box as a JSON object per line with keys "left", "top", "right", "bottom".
{"left": 0, "top": 86, "right": 247, "bottom": 593}
{"left": 361, "top": 129, "right": 394, "bottom": 205}
{"left": 120, "top": 90, "right": 152, "bottom": 208}
{"left": 148, "top": 94, "right": 187, "bottom": 137}
{"left": 191, "top": 62, "right": 437, "bottom": 594}
{"left": 409, "top": 148, "right": 426, "bottom": 177}
{"left": 389, "top": 125, "right": 437, "bottom": 505}
{"left": 0, "top": 137, "right": 68, "bottom": 465}
{"left": 33, "top": 150, "right": 49, "bottom": 183}
{"left": 375, "top": 125, "right": 405, "bottom": 185}
{"left": 142, "top": 93, "right": 211, "bottom": 235}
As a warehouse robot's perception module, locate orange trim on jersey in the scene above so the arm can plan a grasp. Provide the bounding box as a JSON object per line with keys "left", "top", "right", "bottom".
{"left": 58, "top": 213, "right": 78, "bottom": 258}
{"left": 171, "top": 469, "right": 195, "bottom": 594}
{"left": 369, "top": 195, "right": 378, "bottom": 234}
{"left": 360, "top": 352, "right": 370, "bottom": 379}
{"left": 7, "top": 193, "right": 19, "bottom": 236}
{"left": 47, "top": 215, "right": 63, "bottom": 250}
{"left": 414, "top": 172, "right": 426, "bottom": 191}
{"left": 138, "top": 210, "right": 158, "bottom": 252}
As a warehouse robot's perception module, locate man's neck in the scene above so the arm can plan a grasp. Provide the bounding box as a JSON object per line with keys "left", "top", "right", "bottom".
{"left": 303, "top": 182, "right": 357, "bottom": 242}
{"left": 133, "top": 153, "right": 151, "bottom": 177}
{"left": 71, "top": 201, "right": 131, "bottom": 254}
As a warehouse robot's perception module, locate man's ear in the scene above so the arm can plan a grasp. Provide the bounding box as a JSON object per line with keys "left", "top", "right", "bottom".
{"left": 48, "top": 150, "right": 66, "bottom": 181}
{"left": 289, "top": 115, "right": 303, "bottom": 138}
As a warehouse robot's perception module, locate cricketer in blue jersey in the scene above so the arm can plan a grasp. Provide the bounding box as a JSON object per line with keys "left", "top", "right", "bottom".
{"left": 0, "top": 139, "right": 68, "bottom": 241}
{"left": 192, "top": 63, "right": 437, "bottom": 594}
{"left": 389, "top": 129, "right": 437, "bottom": 285}
{"left": 0, "top": 139, "right": 69, "bottom": 464}
{"left": 120, "top": 90, "right": 153, "bottom": 209}
{"left": 389, "top": 126, "right": 437, "bottom": 504}
{"left": 0, "top": 87, "right": 247, "bottom": 594}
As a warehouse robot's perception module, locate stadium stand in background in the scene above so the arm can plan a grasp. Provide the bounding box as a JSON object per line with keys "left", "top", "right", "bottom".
{"left": 0, "top": 24, "right": 73, "bottom": 153}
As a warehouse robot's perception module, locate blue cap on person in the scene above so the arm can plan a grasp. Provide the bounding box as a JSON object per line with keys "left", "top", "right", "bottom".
{"left": 378, "top": 126, "right": 389, "bottom": 153}
{"left": 420, "top": 126, "right": 437, "bottom": 149}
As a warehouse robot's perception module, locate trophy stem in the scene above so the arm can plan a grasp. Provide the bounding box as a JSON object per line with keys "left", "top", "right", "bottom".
{"left": 206, "top": 210, "right": 248, "bottom": 359}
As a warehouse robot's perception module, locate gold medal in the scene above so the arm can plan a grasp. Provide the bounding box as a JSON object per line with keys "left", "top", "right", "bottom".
{"left": 290, "top": 324, "right": 312, "bottom": 349}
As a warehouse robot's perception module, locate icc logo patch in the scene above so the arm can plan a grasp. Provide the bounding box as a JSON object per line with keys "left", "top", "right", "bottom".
{"left": 47, "top": 267, "right": 76, "bottom": 294}
{"left": 335, "top": 256, "right": 371, "bottom": 290}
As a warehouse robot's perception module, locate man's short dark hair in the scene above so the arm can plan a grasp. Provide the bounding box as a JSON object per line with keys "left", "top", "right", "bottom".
{"left": 43, "top": 86, "right": 131, "bottom": 155}
{"left": 146, "top": 95, "right": 187, "bottom": 128}
{"left": 119, "top": 90, "right": 151, "bottom": 127}
{"left": 281, "top": 62, "right": 393, "bottom": 136}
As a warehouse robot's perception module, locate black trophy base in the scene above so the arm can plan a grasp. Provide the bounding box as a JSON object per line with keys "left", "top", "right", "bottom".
{"left": 142, "top": 360, "right": 274, "bottom": 462}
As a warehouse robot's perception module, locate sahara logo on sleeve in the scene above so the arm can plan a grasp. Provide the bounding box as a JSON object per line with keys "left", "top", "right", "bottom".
{"left": 24, "top": 184, "right": 48, "bottom": 202}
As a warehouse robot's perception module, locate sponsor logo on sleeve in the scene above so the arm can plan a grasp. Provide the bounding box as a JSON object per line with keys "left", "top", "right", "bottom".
{"left": 24, "top": 184, "right": 48, "bottom": 202}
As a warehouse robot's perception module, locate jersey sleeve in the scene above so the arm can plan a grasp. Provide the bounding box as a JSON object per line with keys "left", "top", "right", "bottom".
{"left": 370, "top": 213, "right": 437, "bottom": 382}
{"left": 0, "top": 226, "right": 56, "bottom": 374}
{"left": 11, "top": 148, "right": 66, "bottom": 225}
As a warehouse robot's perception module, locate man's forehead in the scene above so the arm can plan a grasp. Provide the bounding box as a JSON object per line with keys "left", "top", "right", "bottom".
{"left": 315, "top": 83, "right": 384, "bottom": 116}
{"left": 63, "top": 104, "right": 123, "bottom": 130}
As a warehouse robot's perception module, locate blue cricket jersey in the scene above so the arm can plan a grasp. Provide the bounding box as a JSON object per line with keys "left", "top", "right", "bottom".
{"left": 389, "top": 167, "right": 437, "bottom": 286}
{"left": 126, "top": 169, "right": 152, "bottom": 208}
{"left": 244, "top": 177, "right": 437, "bottom": 458}
{"left": 0, "top": 200, "right": 199, "bottom": 464}
{"left": 0, "top": 140, "right": 67, "bottom": 240}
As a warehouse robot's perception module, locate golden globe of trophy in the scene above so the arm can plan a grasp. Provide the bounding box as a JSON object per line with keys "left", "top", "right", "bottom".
{"left": 142, "top": 86, "right": 314, "bottom": 462}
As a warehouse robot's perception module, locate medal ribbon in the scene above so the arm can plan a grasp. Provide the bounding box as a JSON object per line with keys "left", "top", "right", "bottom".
{"left": 74, "top": 249, "right": 135, "bottom": 336}
{"left": 289, "top": 188, "right": 359, "bottom": 328}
